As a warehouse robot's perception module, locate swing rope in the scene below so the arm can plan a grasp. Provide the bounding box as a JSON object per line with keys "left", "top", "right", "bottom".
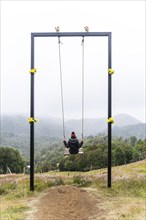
{"left": 58, "top": 37, "right": 66, "bottom": 139}
{"left": 81, "top": 37, "right": 85, "bottom": 140}
{"left": 58, "top": 36, "right": 85, "bottom": 140}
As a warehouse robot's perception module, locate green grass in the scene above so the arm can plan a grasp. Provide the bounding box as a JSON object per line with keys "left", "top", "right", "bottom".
{"left": 95, "top": 178, "right": 146, "bottom": 198}
{"left": 0, "top": 160, "right": 145, "bottom": 220}
{"left": 0, "top": 177, "right": 65, "bottom": 199}
{"left": 139, "top": 168, "right": 146, "bottom": 174}
{"left": 1, "top": 179, "right": 33, "bottom": 200}
{"left": 1, "top": 205, "right": 30, "bottom": 220}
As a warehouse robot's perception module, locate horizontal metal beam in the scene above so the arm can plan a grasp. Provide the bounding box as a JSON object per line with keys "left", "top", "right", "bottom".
{"left": 31, "top": 32, "right": 111, "bottom": 38}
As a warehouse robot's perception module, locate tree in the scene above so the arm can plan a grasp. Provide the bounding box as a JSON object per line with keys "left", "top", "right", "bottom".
{"left": 123, "top": 146, "right": 133, "bottom": 164}
{"left": 114, "top": 147, "right": 126, "bottom": 165}
{"left": 129, "top": 136, "right": 137, "bottom": 147}
{"left": 0, "top": 147, "right": 24, "bottom": 173}
{"left": 58, "top": 159, "right": 65, "bottom": 171}
{"left": 133, "top": 149, "right": 139, "bottom": 161}
{"left": 134, "top": 140, "right": 146, "bottom": 160}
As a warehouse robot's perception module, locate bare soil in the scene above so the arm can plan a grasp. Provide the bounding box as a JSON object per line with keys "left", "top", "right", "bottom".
{"left": 26, "top": 185, "right": 103, "bottom": 220}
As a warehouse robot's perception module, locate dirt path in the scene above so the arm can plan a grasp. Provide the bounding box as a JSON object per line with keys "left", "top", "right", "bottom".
{"left": 26, "top": 185, "right": 103, "bottom": 220}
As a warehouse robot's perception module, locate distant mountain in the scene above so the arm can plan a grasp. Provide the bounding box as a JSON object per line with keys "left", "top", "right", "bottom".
{"left": 1, "top": 115, "right": 29, "bottom": 136}
{"left": 112, "top": 123, "right": 145, "bottom": 139}
{"left": 1, "top": 114, "right": 145, "bottom": 154}
{"left": 1, "top": 113, "right": 143, "bottom": 136}
{"left": 113, "top": 114, "right": 142, "bottom": 127}
{"left": 64, "top": 113, "right": 143, "bottom": 137}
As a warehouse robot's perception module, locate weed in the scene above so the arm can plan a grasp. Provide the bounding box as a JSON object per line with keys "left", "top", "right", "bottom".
{"left": 0, "top": 182, "right": 17, "bottom": 195}
{"left": 73, "top": 175, "right": 91, "bottom": 187}
{"left": 54, "top": 177, "right": 64, "bottom": 186}
{"left": 47, "top": 180, "right": 56, "bottom": 187}
{"left": 0, "top": 186, "right": 6, "bottom": 195}
{"left": 34, "top": 178, "right": 49, "bottom": 192}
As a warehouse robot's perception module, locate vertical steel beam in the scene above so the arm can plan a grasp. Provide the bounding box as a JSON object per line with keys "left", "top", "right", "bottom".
{"left": 108, "top": 33, "right": 112, "bottom": 187}
{"left": 30, "top": 34, "right": 35, "bottom": 191}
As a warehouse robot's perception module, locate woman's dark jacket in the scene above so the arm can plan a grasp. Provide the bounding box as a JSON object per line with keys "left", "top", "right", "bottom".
{"left": 63, "top": 138, "right": 83, "bottom": 154}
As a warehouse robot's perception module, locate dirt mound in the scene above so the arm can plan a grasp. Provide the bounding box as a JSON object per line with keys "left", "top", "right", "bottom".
{"left": 28, "top": 185, "right": 101, "bottom": 220}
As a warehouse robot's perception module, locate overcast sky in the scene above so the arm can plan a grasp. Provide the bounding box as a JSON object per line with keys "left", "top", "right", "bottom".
{"left": 1, "top": 1, "right": 145, "bottom": 122}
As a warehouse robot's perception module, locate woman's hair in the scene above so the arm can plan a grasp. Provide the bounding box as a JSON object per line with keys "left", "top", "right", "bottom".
{"left": 71, "top": 131, "right": 76, "bottom": 138}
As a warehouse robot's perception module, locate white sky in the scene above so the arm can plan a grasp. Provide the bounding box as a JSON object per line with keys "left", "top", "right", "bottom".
{"left": 1, "top": 1, "right": 145, "bottom": 122}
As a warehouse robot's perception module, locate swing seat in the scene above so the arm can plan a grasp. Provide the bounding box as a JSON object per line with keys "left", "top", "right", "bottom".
{"left": 79, "top": 148, "right": 84, "bottom": 154}
{"left": 64, "top": 148, "right": 70, "bottom": 155}
{"left": 64, "top": 148, "right": 84, "bottom": 155}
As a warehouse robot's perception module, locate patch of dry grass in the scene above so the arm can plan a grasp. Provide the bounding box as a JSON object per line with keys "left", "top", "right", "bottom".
{"left": 0, "top": 198, "right": 30, "bottom": 220}
{"left": 86, "top": 188, "right": 145, "bottom": 220}
{"left": 0, "top": 160, "right": 146, "bottom": 220}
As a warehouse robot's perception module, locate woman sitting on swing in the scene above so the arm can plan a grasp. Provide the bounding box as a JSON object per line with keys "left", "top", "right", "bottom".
{"left": 63, "top": 132, "right": 83, "bottom": 154}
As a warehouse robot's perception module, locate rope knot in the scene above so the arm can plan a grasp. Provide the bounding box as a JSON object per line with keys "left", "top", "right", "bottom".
{"left": 58, "top": 37, "right": 63, "bottom": 45}
{"left": 81, "top": 36, "right": 84, "bottom": 46}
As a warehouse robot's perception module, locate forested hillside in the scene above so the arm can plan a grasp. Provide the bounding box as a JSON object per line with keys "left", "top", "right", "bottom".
{"left": 1, "top": 113, "right": 145, "bottom": 172}
{"left": 1, "top": 135, "right": 145, "bottom": 174}
{"left": 36, "top": 135, "right": 146, "bottom": 172}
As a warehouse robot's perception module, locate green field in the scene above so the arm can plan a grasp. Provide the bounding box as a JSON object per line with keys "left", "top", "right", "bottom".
{"left": 0, "top": 160, "right": 146, "bottom": 220}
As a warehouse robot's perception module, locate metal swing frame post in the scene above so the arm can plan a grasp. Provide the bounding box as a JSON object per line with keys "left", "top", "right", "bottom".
{"left": 108, "top": 33, "right": 112, "bottom": 187}
{"left": 29, "top": 31, "right": 113, "bottom": 190}
{"left": 30, "top": 35, "right": 35, "bottom": 191}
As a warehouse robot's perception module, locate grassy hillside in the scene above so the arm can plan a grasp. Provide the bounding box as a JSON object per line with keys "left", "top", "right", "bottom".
{"left": 0, "top": 160, "right": 145, "bottom": 219}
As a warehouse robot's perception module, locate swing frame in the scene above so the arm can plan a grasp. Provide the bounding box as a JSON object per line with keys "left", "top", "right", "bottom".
{"left": 29, "top": 31, "right": 113, "bottom": 191}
